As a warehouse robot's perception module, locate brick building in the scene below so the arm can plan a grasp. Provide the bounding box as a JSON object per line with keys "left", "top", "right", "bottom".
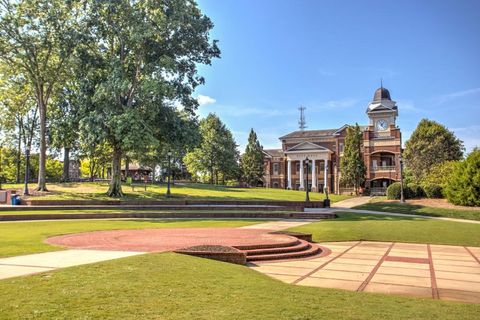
{"left": 262, "top": 87, "right": 402, "bottom": 195}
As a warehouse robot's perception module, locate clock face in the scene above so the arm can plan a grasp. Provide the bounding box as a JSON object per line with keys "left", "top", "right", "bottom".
{"left": 376, "top": 119, "right": 388, "bottom": 131}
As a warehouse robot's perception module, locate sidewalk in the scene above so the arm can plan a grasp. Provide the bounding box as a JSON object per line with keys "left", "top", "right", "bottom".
{"left": 0, "top": 250, "right": 144, "bottom": 280}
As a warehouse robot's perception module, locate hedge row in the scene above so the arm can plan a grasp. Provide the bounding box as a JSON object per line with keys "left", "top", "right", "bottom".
{"left": 386, "top": 182, "right": 443, "bottom": 200}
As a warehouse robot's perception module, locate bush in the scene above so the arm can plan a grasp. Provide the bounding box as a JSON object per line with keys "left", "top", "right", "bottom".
{"left": 386, "top": 182, "right": 412, "bottom": 200}
{"left": 407, "top": 183, "right": 424, "bottom": 198}
{"left": 423, "top": 183, "right": 443, "bottom": 198}
{"left": 444, "top": 149, "right": 480, "bottom": 206}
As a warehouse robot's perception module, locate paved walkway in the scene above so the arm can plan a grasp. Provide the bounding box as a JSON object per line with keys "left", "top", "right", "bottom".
{"left": 0, "top": 250, "right": 143, "bottom": 280}
{"left": 240, "top": 220, "right": 313, "bottom": 231}
{"left": 249, "top": 241, "right": 480, "bottom": 303}
{"left": 331, "top": 196, "right": 372, "bottom": 208}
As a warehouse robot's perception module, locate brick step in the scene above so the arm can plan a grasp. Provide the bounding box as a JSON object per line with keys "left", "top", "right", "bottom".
{"left": 233, "top": 239, "right": 300, "bottom": 251}
{"left": 243, "top": 239, "right": 311, "bottom": 256}
{"left": 291, "top": 213, "right": 336, "bottom": 219}
{"left": 246, "top": 244, "right": 321, "bottom": 262}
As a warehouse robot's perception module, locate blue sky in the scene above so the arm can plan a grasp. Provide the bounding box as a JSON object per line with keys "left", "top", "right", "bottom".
{"left": 194, "top": 0, "right": 480, "bottom": 152}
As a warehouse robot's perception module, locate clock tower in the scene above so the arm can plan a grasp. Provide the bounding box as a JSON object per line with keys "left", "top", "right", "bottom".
{"left": 366, "top": 86, "right": 398, "bottom": 132}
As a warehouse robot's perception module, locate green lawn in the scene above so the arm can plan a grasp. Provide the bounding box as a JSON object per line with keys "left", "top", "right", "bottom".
{"left": 353, "top": 198, "right": 480, "bottom": 221}
{"left": 0, "top": 219, "right": 261, "bottom": 258}
{"left": 3, "top": 181, "right": 351, "bottom": 202}
{"left": 289, "top": 212, "right": 480, "bottom": 247}
{"left": 1, "top": 214, "right": 480, "bottom": 318}
{"left": 0, "top": 253, "right": 478, "bottom": 319}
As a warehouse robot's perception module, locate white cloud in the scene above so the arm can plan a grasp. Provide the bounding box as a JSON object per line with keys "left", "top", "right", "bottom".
{"left": 435, "top": 88, "right": 480, "bottom": 105}
{"left": 197, "top": 94, "right": 216, "bottom": 106}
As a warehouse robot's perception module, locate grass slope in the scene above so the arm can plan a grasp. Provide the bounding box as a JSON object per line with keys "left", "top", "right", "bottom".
{"left": 0, "top": 219, "right": 260, "bottom": 258}
{"left": 353, "top": 199, "right": 480, "bottom": 221}
{"left": 0, "top": 253, "right": 478, "bottom": 319}
{"left": 289, "top": 212, "right": 480, "bottom": 247}
{"left": 3, "top": 182, "right": 350, "bottom": 202}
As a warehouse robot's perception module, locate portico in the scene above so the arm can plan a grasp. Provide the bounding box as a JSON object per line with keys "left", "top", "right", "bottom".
{"left": 284, "top": 142, "right": 333, "bottom": 192}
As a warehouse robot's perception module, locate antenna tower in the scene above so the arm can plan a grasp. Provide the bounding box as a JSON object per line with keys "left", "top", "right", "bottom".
{"left": 298, "top": 106, "right": 307, "bottom": 131}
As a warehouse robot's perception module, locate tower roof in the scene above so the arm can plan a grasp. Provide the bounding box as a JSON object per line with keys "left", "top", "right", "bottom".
{"left": 373, "top": 87, "right": 391, "bottom": 101}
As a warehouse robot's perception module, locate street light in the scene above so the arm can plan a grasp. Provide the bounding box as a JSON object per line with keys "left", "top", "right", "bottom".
{"left": 305, "top": 157, "right": 310, "bottom": 202}
{"left": 166, "top": 151, "right": 172, "bottom": 197}
{"left": 23, "top": 148, "right": 30, "bottom": 196}
{"left": 399, "top": 154, "right": 405, "bottom": 203}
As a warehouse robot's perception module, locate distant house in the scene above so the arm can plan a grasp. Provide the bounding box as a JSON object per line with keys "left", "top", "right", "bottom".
{"left": 107, "top": 163, "right": 152, "bottom": 182}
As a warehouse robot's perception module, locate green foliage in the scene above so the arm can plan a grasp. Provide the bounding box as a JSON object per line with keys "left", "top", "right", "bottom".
{"left": 420, "top": 160, "right": 459, "bottom": 190}
{"left": 183, "top": 114, "right": 239, "bottom": 184}
{"left": 423, "top": 183, "right": 443, "bottom": 199}
{"left": 404, "top": 119, "right": 464, "bottom": 183}
{"left": 241, "top": 129, "right": 264, "bottom": 187}
{"left": 386, "top": 182, "right": 410, "bottom": 200}
{"left": 339, "top": 124, "right": 366, "bottom": 194}
{"left": 407, "top": 183, "right": 424, "bottom": 198}
{"left": 444, "top": 149, "right": 480, "bottom": 206}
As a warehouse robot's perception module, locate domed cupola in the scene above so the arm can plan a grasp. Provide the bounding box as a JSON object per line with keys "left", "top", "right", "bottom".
{"left": 373, "top": 87, "right": 391, "bottom": 101}
{"left": 366, "top": 86, "right": 398, "bottom": 130}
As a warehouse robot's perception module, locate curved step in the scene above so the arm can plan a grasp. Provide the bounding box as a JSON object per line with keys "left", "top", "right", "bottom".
{"left": 246, "top": 244, "right": 321, "bottom": 262}
{"left": 233, "top": 239, "right": 300, "bottom": 251}
{"left": 244, "top": 239, "right": 311, "bottom": 256}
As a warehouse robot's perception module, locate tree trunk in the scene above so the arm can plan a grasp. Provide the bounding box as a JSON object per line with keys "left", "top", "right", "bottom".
{"left": 62, "top": 147, "right": 70, "bottom": 182}
{"left": 36, "top": 98, "right": 48, "bottom": 191}
{"left": 15, "top": 129, "right": 21, "bottom": 184}
{"left": 107, "top": 145, "right": 123, "bottom": 197}
{"left": 125, "top": 156, "right": 130, "bottom": 180}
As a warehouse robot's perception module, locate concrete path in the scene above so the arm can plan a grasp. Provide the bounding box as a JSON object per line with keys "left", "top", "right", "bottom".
{"left": 305, "top": 206, "right": 480, "bottom": 225}
{"left": 331, "top": 196, "right": 372, "bottom": 208}
{"left": 240, "top": 220, "right": 314, "bottom": 231}
{"left": 249, "top": 241, "right": 480, "bottom": 303}
{"left": 0, "top": 250, "right": 144, "bottom": 280}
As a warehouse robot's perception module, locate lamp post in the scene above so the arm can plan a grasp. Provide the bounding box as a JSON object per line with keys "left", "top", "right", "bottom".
{"left": 23, "top": 148, "right": 30, "bottom": 196}
{"left": 399, "top": 154, "right": 405, "bottom": 203}
{"left": 305, "top": 157, "right": 310, "bottom": 202}
{"left": 166, "top": 151, "right": 172, "bottom": 197}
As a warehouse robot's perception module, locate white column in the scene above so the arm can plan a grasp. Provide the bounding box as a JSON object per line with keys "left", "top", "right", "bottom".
{"left": 287, "top": 160, "right": 292, "bottom": 189}
{"left": 311, "top": 159, "right": 316, "bottom": 191}
{"left": 324, "top": 159, "right": 329, "bottom": 193}
{"left": 299, "top": 159, "right": 304, "bottom": 190}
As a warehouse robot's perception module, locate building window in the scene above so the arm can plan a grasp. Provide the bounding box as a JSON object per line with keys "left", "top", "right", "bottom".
{"left": 273, "top": 163, "right": 279, "bottom": 174}
{"left": 339, "top": 143, "right": 344, "bottom": 153}
{"left": 296, "top": 163, "right": 300, "bottom": 173}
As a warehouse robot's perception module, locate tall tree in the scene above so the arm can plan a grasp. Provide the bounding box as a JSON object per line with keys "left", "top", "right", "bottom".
{"left": 340, "top": 124, "right": 366, "bottom": 194}
{"left": 241, "top": 129, "right": 264, "bottom": 187}
{"left": 404, "top": 119, "right": 464, "bottom": 183}
{"left": 184, "top": 114, "right": 239, "bottom": 184}
{"left": 0, "top": 66, "right": 38, "bottom": 183}
{"left": 0, "top": 0, "right": 84, "bottom": 191}
{"left": 78, "top": 0, "right": 220, "bottom": 197}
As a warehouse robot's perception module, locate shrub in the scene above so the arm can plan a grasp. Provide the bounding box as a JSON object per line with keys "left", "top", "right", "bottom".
{"left": 407, "top": 183, "right": 424, "bottom": 198}
{"left": 444, "top": 149, "right": 480, "bottom": 206}
{"left": 386, "top": 182, "right": 412, "bottom": 200}
{"left": 423, "top": 183, "right": 443, "bottom": 198}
